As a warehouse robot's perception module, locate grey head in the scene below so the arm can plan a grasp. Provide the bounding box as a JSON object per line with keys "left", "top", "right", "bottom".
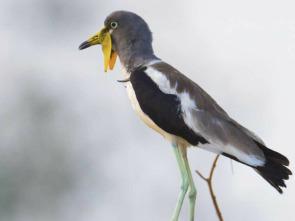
{"left": 104, "top": 11, "right": 158, "bottom": 71}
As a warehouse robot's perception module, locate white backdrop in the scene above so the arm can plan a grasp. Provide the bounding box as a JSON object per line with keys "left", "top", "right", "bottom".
{"left": 1, "top": 0, "right": 294, "bottom": 220}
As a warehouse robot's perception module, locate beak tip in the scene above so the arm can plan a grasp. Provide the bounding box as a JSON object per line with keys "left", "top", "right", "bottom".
{"left": 79, "top": 41, "right": 91, "bottom": 50}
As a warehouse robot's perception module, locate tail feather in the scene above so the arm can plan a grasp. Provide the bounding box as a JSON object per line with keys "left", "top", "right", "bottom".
{"left": 253, "top": 141, "right": 292, "bottom": 193}
{"left": 222, "top": 140, "right": 292, "bottom": 193}
{"left": 254, "top": 140, "right": 290, "bottom": 166}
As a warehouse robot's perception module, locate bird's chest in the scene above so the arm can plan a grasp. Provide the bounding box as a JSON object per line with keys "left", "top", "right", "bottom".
{"left": 126, "top": 81, "right": 151, "bottom": 126}
{"left": 124, "top": 75, "right": 158, "bottom": 131}
{"left": 123, "top": 69, "right": 174, "bottom": 142}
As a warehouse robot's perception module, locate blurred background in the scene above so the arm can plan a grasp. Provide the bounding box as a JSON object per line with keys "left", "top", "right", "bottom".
{"left": 1, "top": 0, "right": 294, "bottom": 220}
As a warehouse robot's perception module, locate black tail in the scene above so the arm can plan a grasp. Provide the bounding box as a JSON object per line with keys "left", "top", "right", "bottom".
{"left": 253, "top": 141, "right": 292, "bottom": 193}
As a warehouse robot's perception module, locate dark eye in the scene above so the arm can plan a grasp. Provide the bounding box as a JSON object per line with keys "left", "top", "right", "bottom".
{"left": 110, "top": 21, "right": 118, "bottom": 29}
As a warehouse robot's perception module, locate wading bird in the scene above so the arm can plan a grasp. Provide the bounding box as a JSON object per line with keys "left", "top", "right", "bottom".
{"left": 79, "top": 11, "right": 291, "bottom": 221}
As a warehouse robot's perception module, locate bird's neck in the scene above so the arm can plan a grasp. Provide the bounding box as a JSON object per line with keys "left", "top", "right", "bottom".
{"left": 114, "top": 39, "right": 158, "bottom": 72}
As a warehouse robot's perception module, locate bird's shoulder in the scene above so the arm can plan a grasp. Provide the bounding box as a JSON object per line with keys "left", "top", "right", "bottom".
{"left": 130, "top": 60, "right": 228, "bottom": 117}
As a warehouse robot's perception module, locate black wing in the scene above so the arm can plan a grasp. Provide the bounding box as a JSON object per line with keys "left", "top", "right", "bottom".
{"left": 129, "top": 66, "right": 208, "bottom": 146}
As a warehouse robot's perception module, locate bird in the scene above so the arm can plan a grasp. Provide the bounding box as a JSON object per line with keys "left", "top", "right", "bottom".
{"left": 79, "top": 11, "right": 292, "bottom": 221}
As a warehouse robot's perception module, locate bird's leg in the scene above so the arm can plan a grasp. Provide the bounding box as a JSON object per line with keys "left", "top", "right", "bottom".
{"left": 181, "top": 151, "right": 197, "bottom": 221}
{"left": 171, "top": 144, "right": 189, "bottom": 221}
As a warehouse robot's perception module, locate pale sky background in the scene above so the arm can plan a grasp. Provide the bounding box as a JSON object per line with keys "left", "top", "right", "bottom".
{"left": 1, "top": 0, "right": 294, "bottom": 220}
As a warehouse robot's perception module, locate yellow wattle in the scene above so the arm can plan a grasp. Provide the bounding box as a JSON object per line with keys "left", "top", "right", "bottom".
{"left": 101, "top": 32, "right": 113, "bottom": 72}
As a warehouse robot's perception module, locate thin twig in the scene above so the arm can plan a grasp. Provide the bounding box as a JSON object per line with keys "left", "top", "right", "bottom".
{"left": 196, "top": 154, "right": 223, "bottom": 221}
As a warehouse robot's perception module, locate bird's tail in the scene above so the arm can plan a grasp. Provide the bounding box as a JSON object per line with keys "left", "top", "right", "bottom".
{"left": 253, "top": 141, "right": 292, "bottom": 193}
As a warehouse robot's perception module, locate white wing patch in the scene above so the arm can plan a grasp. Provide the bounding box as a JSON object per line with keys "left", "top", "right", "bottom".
{"left": 145, "top": 67, "right": 200, "bottom": 112}
{"left": 145, "top": 67, "right": 172, "bottom": 93}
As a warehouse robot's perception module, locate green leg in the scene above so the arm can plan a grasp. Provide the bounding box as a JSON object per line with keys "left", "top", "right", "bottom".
{"left": 182, "top": 152, "right": 197, "bottom": 221}
{"left": 171, "top": 145, "right": 189, "bottom": 221}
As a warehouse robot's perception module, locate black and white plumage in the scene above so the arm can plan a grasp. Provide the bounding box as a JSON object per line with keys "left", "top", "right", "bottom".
{"left": 79, "top": 10, "right": 292, "bottom": 220}
{"left": 125, "top": 60, "right": 290, "bottom": 192}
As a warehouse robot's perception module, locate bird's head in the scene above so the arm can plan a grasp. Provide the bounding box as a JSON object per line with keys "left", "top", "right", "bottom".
{"left": 79, "top": 11, "right": 156, "bottom": 72}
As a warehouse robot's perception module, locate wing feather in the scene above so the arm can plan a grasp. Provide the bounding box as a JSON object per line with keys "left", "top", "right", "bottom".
{"left": 147, "top": 62, "right": 266, "bottom": 166}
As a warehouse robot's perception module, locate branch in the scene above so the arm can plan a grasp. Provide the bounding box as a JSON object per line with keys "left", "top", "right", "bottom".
{"left": 196, "top": 154, "right": 223, "bottom": 221}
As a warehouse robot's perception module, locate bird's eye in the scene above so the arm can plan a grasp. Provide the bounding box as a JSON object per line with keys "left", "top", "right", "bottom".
{"left": 110, "top": 21, "right": 118, "bottom": 29}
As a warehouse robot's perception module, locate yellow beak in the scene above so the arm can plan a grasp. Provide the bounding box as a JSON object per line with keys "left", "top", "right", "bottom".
{"left": 79, "top": 26, "right": 117, "bottom": 72}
